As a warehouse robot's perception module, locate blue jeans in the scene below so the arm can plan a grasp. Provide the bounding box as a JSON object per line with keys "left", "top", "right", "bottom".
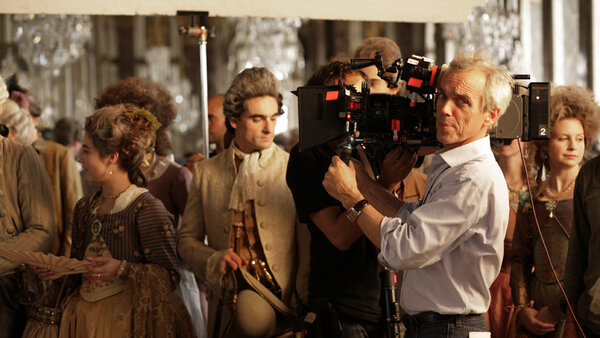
{"left": 403, "top": 314, "right": 487, "bottom": 338}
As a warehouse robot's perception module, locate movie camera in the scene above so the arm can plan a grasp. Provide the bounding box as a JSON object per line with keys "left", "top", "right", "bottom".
{"left": 295, "top": 53, "right": 551, "bottom": 158}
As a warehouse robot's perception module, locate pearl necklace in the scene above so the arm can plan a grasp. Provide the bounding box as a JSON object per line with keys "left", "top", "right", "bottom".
{"left": 543, "top": 179, "right": 575, "bottom": 200}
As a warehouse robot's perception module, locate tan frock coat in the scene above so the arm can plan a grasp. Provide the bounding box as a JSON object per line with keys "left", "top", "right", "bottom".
{"left": 178, "top": 143, "right": 309, "bottom": 337}
{"left": 0, "top": 136, "right": 55, "bottom": 274}
{"left": 0, "top": 135, "right": 55, "bottom": 338}
{"left": 32, "top": 138, "right": 83, "bottom": 257}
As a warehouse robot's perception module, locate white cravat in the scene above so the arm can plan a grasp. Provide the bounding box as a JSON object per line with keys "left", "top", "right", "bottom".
{"left": 228, "top": 143, "right": 261, "bottom": 211}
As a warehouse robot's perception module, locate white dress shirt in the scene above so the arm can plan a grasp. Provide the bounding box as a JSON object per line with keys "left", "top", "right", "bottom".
{"left": 379, "top": 136, "right": 509, "bottom": 315}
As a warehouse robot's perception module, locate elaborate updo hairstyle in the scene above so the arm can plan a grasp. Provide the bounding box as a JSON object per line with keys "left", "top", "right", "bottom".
{"left": 0, "top": 99, "right": 37, "bottom": 145}
{"left": 223, "top": 67, "right": 283, "bottom": 136}
{"left": 528, "top": 85, "right": 600, "bottom": 189}
{"left": 549, "top": 85, "right": 600, "bottom": 147}
{"left": 95, "top": 77, "right": 176, "bottom": 156}
{"left": 85, "top": 104, "right": 161, "bottom": 187}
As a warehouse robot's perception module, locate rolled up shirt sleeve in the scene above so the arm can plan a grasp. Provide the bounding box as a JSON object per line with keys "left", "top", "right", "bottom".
{"left": 378, "top": 201, "right": 417, "bottom": 269}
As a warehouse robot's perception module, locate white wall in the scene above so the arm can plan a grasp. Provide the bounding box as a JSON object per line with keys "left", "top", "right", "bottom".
{"left": 0, "top": 0, "right": 484, "bottom": 23}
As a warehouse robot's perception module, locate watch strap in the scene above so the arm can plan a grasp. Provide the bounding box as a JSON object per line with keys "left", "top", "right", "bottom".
{"left": 346, "top": 199, "right": 369, "bottom": 223}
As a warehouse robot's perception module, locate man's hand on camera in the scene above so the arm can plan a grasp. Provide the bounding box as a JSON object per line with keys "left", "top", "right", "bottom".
{"left": 378, "top": 148, "right": 418, "bottom": 191}
{"left": 323, "top": 156, "right": 365, "bottom": 209}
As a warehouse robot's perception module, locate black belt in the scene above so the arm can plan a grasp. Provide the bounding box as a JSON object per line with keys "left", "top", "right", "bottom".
{"left": 402, "top": 311, "right": 481, "bottom": 331}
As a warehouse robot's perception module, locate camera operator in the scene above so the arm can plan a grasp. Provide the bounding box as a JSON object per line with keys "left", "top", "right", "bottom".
{"left": 354, "top": 37, "right": 427, "bottom": 201}
{"left": 322, "top": 50, "right": 512, "bottom": 338}
{"left": 287, "top": 60, "right": 391, "bottom": 337}
{"left": 354, "top": 37, "right": 402, "bottom": 95}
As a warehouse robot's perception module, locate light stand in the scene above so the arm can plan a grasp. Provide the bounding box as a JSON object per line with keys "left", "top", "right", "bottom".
{"left": 178, "top": 11, "right": 212, "bottom": 158}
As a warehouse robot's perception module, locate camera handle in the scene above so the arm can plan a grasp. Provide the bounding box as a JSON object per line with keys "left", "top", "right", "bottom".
{"left": 340, "top": 121, "right": 358, "bottom": 164}
{"left": 381, "top": 268, "right": 402, "bottom": 338}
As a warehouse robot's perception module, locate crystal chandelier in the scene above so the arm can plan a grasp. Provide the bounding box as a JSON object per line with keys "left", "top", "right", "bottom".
{"left": 13, "top": 14, "right": 93, "bottom": 75}
{"left": 227, "top": 17, "right": 305, "bottom": 134}
{"left": 138, "top": 46, "right": 200, "bottom": 133}
{"left": 2, "top": 15, "right": 93, "bottom": 124}
{"left": 443, "top": 0, "right": 523, "bottom": 72}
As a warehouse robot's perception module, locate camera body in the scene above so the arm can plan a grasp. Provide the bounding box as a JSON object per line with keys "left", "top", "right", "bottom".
{"left": 489, "top": 80, "right": 551, "bottom": 144}
{"left": 296, "top": 54, "right": 550, "bottom": 152}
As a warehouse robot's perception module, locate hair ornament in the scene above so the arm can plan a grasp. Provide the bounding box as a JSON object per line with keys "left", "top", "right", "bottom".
{"left": 125, "top": 107, "right": 162, "bottom": 132}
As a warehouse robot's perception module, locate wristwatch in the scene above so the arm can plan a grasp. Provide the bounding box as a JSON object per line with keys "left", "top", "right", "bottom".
{"left": 346, "top": 199, "right": 370, "bottom": 223}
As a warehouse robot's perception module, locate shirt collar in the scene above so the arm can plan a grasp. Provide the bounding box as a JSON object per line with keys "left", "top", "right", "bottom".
{"left": 435, "top": 136, "right": 493, "bottom": 169}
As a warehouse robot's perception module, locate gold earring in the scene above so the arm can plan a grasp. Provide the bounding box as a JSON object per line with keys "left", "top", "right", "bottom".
{"left": 109, "top": 170, "right": 113, "bottom": 175}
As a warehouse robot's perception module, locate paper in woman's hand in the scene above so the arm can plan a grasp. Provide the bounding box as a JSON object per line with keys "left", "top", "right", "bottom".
{"left": 0, "top": 249, "right": 89, "bottom": 275}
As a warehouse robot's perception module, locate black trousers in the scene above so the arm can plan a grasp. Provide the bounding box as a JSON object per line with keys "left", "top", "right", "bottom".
{"left": 0, "top": 273, "right": 27, "bottom": 338}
